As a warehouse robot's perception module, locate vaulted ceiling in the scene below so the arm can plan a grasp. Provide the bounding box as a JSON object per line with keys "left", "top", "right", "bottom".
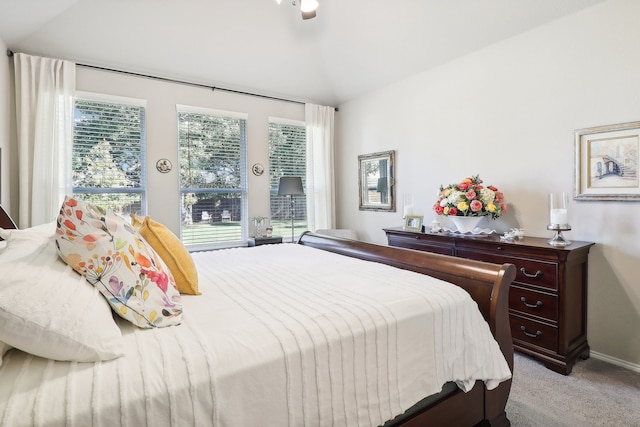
{"left": 0, "top": 0, "right": 605, "bottom": 106}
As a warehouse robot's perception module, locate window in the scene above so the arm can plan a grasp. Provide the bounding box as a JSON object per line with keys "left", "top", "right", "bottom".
{"left": 73, "top": 94, "right": 146, "bottom": 215}
{"left": 178, "top": 106, "right": 247, "bottom": 247}
{"left": 269, "top": 119, "right": 307, "bottom": 241}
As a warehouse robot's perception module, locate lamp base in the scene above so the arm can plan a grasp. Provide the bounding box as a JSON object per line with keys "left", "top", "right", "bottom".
{"left": 289, "top": 195, "right": 295, "bottom": 243}
{"left": 547, "top": 224, "right": 571, "bottom": 247}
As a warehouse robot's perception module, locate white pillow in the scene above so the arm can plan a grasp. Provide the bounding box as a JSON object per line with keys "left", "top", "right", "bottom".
{"left": 0, "top": 221, "right": 56, "bottom": 261}
{"left": 0, "top": 224, "right": 125, "bottom": 362}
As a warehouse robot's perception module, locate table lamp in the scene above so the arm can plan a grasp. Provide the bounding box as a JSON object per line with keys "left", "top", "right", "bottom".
{"left": 278, "top": 177, "right": 304, "bottom": 243}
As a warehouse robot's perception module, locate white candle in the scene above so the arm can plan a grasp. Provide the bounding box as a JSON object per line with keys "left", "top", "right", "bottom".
{"left": 550, "top": 208, "right": 568, "bottom": 225}
{"left": 403, "top": 204, "right": 414, "bottom": 217}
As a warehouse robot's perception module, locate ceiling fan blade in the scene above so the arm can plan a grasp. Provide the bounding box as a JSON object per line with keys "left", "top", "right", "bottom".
{"left": 301, "top": 10, "right": 316, "bottom": 20}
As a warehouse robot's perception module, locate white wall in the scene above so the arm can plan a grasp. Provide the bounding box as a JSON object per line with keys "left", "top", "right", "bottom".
{"left": 76, "top": 67, "right": 305, "bottom": 236}
{"left": 335, "top": 0, "right": 640, "bottom": 367}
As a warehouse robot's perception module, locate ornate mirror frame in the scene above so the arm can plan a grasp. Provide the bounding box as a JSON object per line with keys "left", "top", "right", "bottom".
{"left": 358, "top": 150, "right": 396, "bottom": 212}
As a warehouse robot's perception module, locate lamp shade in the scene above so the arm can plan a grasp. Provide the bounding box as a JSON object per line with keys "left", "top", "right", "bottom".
{"left": 278, "top": 177, "right": 304, "bottom": 196}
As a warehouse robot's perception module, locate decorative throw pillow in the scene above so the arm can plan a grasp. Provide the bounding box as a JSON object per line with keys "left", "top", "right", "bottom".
{"left": 55, "top": 196, "right": 183, "bottom": 328}
{"left": 0, "top": 224, "right": 124, "bottom": 362}
{"left": 131, "top": 214, "right": 200, "bottom": 295}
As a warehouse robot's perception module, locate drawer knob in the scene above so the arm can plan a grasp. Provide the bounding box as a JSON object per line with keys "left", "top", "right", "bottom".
{"left": 520, "top": 326, "right": 543, "bottom": 339}
{"left": 520, "top": 296, "right": 543, "bottom": 309}
{"left": 520, "top": 267, "right": 543, "bottom": 279}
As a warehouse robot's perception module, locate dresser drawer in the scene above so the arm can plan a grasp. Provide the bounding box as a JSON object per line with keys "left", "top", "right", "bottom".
{"left": 509, "top": 285, "right": 558, "bottom": 322}
{"left": 457, "top": 249, "right": 558, "bottom": 290}
{"left": 387, "top": 234, "right": 455, "bottom": 256}
{"left": 510, "top": 314, "right": 558, "bottom": 352}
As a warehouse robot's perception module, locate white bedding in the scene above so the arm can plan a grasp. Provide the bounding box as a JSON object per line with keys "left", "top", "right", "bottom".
{"left": 0, "top": 243, "right": 510, "bottom": 427}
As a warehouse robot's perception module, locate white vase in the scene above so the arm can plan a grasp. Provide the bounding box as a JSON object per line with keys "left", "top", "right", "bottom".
{"left": 450, "top": 216, "right": 483, "bottom": 233}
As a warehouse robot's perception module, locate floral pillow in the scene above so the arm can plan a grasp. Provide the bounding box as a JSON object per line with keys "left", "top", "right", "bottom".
{"left": 55, "top": 196, "right": 183, "bottom": 328}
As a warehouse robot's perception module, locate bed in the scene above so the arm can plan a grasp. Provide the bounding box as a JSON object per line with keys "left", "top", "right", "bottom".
{"left": 0, "top": 206, "right": 516, "bottom": 427}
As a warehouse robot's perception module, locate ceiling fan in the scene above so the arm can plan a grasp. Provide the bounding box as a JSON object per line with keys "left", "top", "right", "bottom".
{"left": 276, "top": 0, "right": 319, "bottom": 20}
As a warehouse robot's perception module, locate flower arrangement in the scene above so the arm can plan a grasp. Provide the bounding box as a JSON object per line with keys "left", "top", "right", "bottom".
{"left": 433, "top": 175, "right": 506, "bottom": 219}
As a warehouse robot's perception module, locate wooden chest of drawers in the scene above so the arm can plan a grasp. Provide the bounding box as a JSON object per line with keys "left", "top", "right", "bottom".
{"left": 384, "top": 227, "right": 594, "bottom": 375}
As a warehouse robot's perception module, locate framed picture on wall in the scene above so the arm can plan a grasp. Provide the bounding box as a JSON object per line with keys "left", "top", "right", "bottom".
{"left": 574, "top": 121, "right": 640, "bottom": 201}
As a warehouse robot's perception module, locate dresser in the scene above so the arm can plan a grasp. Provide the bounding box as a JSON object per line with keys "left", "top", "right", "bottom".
{"left": 384, "top": 226, "right": 594, "bottom": 375}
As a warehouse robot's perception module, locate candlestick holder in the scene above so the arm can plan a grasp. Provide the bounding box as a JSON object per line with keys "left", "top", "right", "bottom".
{"left": 547, "top": 224, "right": 571, "bottom": 247}
{"left": 548, "top": 192, "right": 571, "bottom": 247}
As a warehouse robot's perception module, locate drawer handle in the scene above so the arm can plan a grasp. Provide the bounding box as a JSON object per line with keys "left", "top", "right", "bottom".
{"left": 520, "top": 296, "right": 543, "bottom": 309}
{"left": 520, "top": 326, "right": 542, "bottom": 339}
{"left": 520, "top": 267, "right": 543, "bottom": 279}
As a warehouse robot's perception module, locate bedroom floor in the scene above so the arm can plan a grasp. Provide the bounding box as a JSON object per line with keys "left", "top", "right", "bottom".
{"left": 507, "top": 352, "right": 640, "bottom": 426}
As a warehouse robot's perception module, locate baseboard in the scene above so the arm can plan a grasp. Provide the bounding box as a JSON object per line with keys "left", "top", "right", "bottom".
{"left": 591, "top": 351, "right": 640, "bottom": 373}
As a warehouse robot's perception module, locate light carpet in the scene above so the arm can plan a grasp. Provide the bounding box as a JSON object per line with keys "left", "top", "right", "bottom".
{"left": 507, "top": 352, "right": 640, "bottom": 426}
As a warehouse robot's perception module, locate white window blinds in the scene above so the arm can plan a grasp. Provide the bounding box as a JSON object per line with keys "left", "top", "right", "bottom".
{"left": 72, "top": 97, "right": 146, "bottom": 215}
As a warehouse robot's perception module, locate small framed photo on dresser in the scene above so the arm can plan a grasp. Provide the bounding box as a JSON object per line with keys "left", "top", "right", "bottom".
{"left": 403, "top": 215, "right": 423, "bottom": 231}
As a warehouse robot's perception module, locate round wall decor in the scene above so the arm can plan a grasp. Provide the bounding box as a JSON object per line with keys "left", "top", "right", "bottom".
{"left": 252, "top": 163, "right": 264, "bottom": 176}
{"left": 156, "top": 159, "right": 172, "bottom": 173}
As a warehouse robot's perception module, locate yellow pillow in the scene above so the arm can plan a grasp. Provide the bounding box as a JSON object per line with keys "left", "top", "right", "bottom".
{"left": 131, "top": 214, "right": 200, "bottom": 295}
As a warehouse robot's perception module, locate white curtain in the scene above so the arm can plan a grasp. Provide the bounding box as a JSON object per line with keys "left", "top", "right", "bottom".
{"left": 14, "top": 53, "right": 75, "bottom": 228}
{"left": 305, "top": 103, "right": 335, "bottom": 231}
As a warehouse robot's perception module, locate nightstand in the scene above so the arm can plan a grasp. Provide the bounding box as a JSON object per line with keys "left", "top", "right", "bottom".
{"left": 247, "top": 236, "right": 283, "bottom": 247}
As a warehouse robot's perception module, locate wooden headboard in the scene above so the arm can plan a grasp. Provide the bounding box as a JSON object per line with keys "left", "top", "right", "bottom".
{"left": 0, "top": 205, "right": 17, "bottom": 231}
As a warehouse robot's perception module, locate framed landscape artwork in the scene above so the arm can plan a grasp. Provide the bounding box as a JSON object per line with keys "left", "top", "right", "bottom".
{"left": 574, "top": 121, "right": 640, "bottom": 201}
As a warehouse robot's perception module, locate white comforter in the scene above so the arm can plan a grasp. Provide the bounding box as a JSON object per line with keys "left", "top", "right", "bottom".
{"left": 0, "top": 244, "right": 510, "bottom": 427}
